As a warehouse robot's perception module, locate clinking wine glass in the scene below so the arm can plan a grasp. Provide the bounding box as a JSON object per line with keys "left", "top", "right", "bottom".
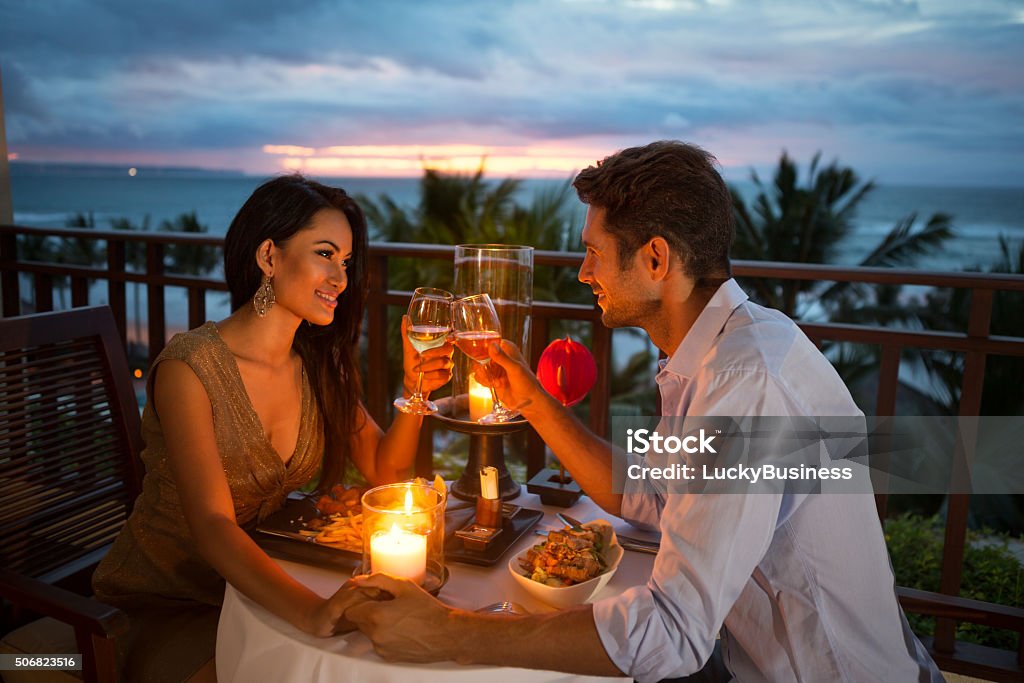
{"left": 451, "top": 293, "right": 520, "bottom": 424}
{"left": 394, "top": 287, "right": 454, "bottom": 415}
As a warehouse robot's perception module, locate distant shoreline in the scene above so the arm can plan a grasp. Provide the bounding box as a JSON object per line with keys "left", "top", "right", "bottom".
{"left": 9, "top": 161, "right": 247, "bottom": 178}
{"left": 10, "top": 160, "right": 1024, "bottom": 190}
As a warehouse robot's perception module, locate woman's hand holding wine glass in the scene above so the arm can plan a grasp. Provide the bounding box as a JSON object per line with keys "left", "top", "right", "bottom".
{"left": 394, "top": 287, "right": 454, "bottom": 415}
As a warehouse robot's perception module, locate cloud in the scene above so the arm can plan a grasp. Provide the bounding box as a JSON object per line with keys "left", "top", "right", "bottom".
{"left": 0, "top": 0, "right": 1021, "bottom": 183}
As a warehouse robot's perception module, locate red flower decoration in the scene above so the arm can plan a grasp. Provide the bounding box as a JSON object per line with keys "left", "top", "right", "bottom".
{"left": 536, "top": 336, "right": 597, "bottom": 407}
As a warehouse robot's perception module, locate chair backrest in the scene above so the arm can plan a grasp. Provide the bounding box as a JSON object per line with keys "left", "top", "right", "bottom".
{"left": 0, "top": 306, "right": 143, "bottom": 588}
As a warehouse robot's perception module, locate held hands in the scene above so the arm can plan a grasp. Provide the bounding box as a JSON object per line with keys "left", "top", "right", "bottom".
{"left": 401, "top": 315, "right": 454, "bottom": 398}
{"left": 344, "top": 573, "right": 457, "bottom": 662}
{"left": 308, "top": 582, "right": 381, "bottom": 637}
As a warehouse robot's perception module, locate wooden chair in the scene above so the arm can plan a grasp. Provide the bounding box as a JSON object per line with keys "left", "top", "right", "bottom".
{"left": 0, "top": 306, "right": 143, "bottom": 682}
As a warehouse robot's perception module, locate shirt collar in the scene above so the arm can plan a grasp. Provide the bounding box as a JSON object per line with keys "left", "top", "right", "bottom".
{"left": 658, "top": 278, "right": 749, "bottom": 381}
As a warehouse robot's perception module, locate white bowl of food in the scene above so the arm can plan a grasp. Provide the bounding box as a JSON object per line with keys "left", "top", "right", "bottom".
{"left": 508, "top": 520, "right": 624, "bottom": 609}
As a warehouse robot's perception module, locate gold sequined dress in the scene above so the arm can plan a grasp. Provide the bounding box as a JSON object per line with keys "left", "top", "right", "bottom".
{"left": 93, "top": 322, "right": 323, "bottom": 681}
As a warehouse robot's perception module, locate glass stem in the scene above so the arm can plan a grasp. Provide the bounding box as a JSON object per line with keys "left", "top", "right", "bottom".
{"left": 412, "top": 370, "right": 425, "bottom": 401}
{"left": 488, "top": 384, "right": 503, "bottom": 410}
{"left": 480, "top": 362, "right": 507, "bottom": 412}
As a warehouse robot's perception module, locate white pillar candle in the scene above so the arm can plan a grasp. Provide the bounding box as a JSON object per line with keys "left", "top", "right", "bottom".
{"left": 469, "top": 375, "right": 494, "bottom": 421}
{"left": 370, "top": 523, "right": 427, "bottom": 584}
{"left": 480, "top": 465, "right": 499, "bottom": 500}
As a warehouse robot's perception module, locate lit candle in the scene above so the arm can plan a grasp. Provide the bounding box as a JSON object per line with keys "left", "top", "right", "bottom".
{"left": 469, "top": 375, "right": 494, "bottom": 421}
{"left": 370, "top": 523, "right": 427, "bottom": 584}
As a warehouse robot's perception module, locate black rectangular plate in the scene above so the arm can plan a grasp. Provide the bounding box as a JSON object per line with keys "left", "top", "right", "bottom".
{"left": 252, "top": 495, "right": 361, "bottom": 571}
{"left": 253, "top": 495, "right": 479, "bottom": 571}
{"left": 445, "top": 507, "right": 544, "bottom": 566}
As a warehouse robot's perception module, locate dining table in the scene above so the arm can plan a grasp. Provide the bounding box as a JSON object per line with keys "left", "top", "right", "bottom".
{"left": 216, "top": 488, "right": 661, "bottom": 682}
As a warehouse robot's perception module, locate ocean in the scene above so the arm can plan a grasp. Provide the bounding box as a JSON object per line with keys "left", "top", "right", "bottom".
{"left": 10, "top": 164, "right": 1023, "bottom": 273}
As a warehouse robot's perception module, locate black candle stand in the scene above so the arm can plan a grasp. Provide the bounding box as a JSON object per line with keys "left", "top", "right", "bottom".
{"left": 430, "top": 396, "right": 527, "bottom": 501}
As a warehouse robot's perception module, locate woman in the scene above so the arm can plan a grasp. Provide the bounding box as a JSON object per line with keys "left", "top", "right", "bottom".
{"left": 92, "top": 175, "right": 453, "bottom": 682}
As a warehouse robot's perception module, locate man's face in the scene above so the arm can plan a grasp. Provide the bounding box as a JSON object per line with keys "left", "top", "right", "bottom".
{"left": 577, "top": 206, "right": 659, "bottom": 328}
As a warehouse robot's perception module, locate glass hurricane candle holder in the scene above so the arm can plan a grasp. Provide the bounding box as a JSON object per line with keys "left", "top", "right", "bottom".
{"left": 360, "top": 483, "right": 446, "bottom": 593}
{"left": 453, "top": 244, "right": 534, "bottom": 402}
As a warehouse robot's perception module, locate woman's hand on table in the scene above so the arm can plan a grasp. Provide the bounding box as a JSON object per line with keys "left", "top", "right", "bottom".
{"left": 307, "top": 582, "right": 379, "bottom": 637}
{"left": 345, "top": 573, "right": 461, "bottom": 662}
{"left": 401, "top": 315, "right": 455, "bottom": 397}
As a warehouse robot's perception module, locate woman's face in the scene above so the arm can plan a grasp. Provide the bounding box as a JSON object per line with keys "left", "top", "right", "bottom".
{"left": 265, "top": 208, "right": 354, "bottom": 326}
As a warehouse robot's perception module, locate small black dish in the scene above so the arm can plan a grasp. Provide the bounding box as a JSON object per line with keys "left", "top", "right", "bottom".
{"left": 444, "top": 506, "right": 543, "bottom": 566}
{"left": 527, "top": 469, "right": 583, "bottom": 507}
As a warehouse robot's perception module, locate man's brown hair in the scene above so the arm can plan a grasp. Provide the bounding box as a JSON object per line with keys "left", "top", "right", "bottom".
{"left": 573, "top": 140, "right": 734, "bottom": 282}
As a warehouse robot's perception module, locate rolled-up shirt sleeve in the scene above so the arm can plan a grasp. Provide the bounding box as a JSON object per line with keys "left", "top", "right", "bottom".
{"left": 593, "top": 370, "right": 805, "bottom": 681}
{"left": 594, "top": 491, "right": 781, "bottom": 681}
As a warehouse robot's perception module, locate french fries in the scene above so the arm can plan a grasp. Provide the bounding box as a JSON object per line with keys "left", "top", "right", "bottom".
{"left": 299, "top": 479, "right": 445, "bottom": 553}
{"left": 312, "top": 510, "right": 363, "bottom": 551}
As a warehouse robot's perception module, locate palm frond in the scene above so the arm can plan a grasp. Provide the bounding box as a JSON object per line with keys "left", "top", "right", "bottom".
{"left": 859, "top": 212, "right": 954, "bottom": 269}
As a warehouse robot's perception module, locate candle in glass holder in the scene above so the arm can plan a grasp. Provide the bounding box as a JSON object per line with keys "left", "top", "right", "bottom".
{"left": 468, "top": 375, "right": 494, "bottom": 421}
{"left": 370, "top": 523, "right": 427, "bottom": 584}
{"left": 362, "top": 482, "right": 444, "bottom": 591}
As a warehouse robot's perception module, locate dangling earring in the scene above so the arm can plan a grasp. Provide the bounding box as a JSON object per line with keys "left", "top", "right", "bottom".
{"left": 253, "top": 275, "right": 275, "bottom": 318}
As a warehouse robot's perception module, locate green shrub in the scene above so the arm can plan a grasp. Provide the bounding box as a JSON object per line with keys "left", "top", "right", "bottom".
{"left": 886, "top": 513, "right": 1024, "bottom": 650}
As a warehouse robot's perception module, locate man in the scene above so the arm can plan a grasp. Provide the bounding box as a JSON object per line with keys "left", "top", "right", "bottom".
{"left": 347, "top": 141, "right": 941, "bottom": 682}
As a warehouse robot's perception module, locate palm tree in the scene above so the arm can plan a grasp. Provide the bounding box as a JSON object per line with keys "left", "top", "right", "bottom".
{"left": 159, "top": 211, "right": 217, "bottom": 276}
{"left": 46, "top": 212, "right": 106, "bottom": 309}
{"left": 919, "top": 235, "right": 1024, "bottom": 416}
{"left": 16, "top": 231, "right": 57, "bottom": 312}
{"left": 730, "top": 152, "right": 954, "bottom": 319}
{"left": 61, "top": 212, "right": 105, "bottom": 266}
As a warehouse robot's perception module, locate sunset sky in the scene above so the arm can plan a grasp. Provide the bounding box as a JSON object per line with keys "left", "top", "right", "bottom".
{"left": 1, "top": 0, "right": 1022, "bottom": 185}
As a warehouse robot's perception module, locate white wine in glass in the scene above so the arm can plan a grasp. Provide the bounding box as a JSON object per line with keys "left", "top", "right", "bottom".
{"left": 394, "top": 287, "right": 453, "bottom": 415}
{"left": 452, "top": 293, "right": 519, "bottom": 424}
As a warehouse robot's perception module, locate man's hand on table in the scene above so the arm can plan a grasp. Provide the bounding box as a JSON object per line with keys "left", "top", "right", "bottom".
{"left": 344, "top": 573, "right": 624, "bottom": 677}
{"left": 345, "top": 573, "right": 464, "bottom": 663}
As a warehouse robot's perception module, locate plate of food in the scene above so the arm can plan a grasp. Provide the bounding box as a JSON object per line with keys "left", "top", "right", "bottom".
{"left": 254, "top": 485, "right": 367, "bottom": 559}
{"left": 508, "top": 520, "right": 623, "bottom": 609}
{"left": 255, "top": 477, "right": 450, "bottom": 568}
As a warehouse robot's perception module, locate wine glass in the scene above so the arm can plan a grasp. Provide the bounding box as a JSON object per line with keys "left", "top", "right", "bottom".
{"left": 394, "top": 287, "right": 454, "bottom": 415}
{"left": 451, "top": 293, "right": 519, "bottom": 424}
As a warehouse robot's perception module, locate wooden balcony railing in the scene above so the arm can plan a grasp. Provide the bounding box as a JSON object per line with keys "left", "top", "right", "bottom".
{"left": 3, "top": 222, "right": 1024, "bottom": 680}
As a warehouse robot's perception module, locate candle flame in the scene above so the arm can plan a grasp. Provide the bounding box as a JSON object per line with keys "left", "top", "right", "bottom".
{"left": 404, "top": 488, "right": 413, "bottom": 512}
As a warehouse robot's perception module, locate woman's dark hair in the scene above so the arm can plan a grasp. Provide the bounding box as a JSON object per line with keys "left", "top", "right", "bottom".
{"left": 224, "top": 174, "right": 369, "bottom": 493}
{"left": 572, "top": 140, "right": 734, "bottom": 283}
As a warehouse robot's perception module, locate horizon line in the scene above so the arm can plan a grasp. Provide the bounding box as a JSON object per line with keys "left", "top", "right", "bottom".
{"left": 8, "top": 159, "right": 1024, "bottom": 190}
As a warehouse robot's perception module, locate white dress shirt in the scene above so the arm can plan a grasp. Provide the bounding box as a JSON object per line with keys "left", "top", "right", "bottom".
{"left": 592, "top": 279, "right": 942, "bottom": 682}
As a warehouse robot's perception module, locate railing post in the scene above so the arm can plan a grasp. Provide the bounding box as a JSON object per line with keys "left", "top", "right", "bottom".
{"left": 1, "top": 231, "right": 20, "bottom": 316}
{"left": 106, "top": 239, "right": 127, "bottom": 343}
{"left": 590, "top": 319, "right": 612, "bottom": 438}
{"left": 934, "top": 287, "right": 993, "bottom": 653}
{"left": 366, "top": 253, "right": 390, "bottom": 427}
{"left": 873, "top": 344, "right": 902, "bottom": 522}
{"left": 33, "top": 273, "right": 53, "bottom": 312}
{"left": 146, "top": 242, "right": 166, "bottom": 364}
{"left": 526, "top": 315, "right": 551, "bottom": 478}
{"left": 415, "top": 420, "right": 434, "bottom": 479}
{"left": 188, "top": 287, "right": 206, "bottom": 330}
{"left": 70, "top": 275, "right": 90, "bottom": 308}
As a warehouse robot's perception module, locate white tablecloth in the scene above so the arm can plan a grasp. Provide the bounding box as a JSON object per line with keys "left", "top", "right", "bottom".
{"left": 216, "top": 490, "right": 659, "bottom": 682}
